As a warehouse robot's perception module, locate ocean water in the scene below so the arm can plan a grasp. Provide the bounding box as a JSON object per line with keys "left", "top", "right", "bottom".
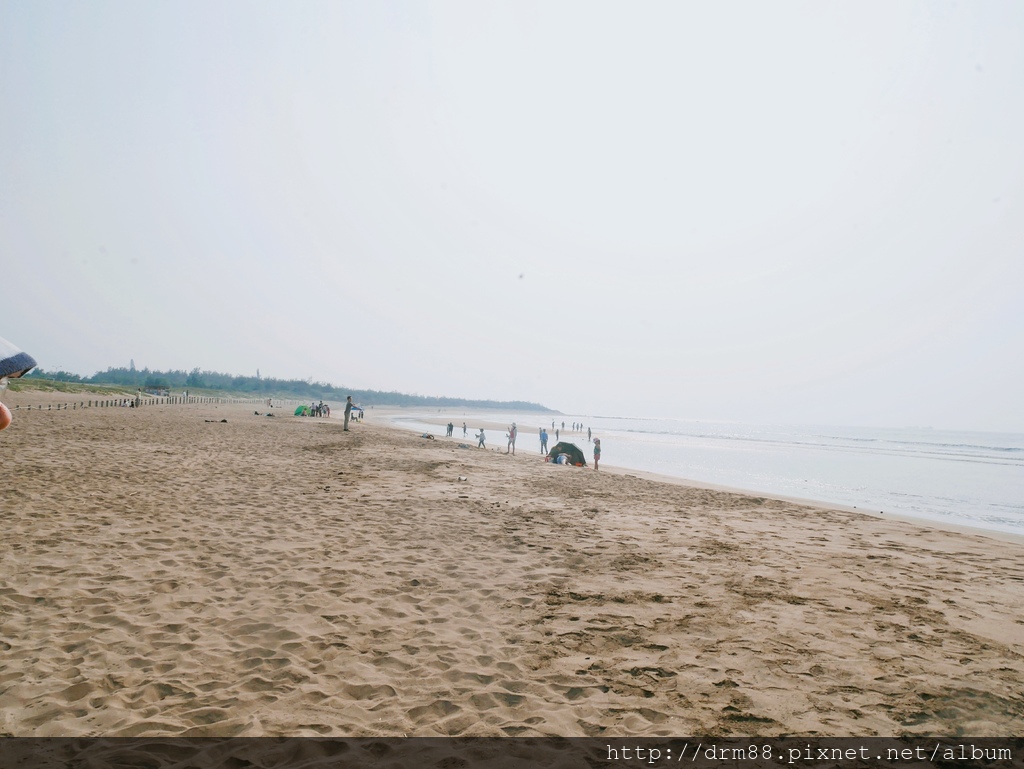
{"left": 384, "top": 410, "right": 1024, "bottom": 538}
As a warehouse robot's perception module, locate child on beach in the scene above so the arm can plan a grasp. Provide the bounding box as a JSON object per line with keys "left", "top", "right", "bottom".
{"left": 593, "top": 438, "right": 601, "bottom": 470}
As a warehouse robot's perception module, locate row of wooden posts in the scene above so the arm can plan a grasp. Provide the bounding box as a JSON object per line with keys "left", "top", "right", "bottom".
{"left": 12, "top": 397, "right": 304, "bottom": 411}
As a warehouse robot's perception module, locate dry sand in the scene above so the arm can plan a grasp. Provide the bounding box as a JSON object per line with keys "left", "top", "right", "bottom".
{"left": 1, "top": 398, "right": 1022, "bottom": 737}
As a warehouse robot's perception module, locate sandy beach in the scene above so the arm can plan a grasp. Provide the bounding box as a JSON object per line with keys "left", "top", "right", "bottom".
{"left": 1, "top": 398, "right": 1022, "bottom": 737}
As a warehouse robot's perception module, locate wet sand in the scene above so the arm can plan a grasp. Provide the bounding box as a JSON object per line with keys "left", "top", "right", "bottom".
{"left": 1, "top": 398, "right": 1022, "bottom": 736}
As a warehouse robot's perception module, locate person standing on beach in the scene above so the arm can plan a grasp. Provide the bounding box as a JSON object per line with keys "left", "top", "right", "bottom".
{"left": 506, "top": 423, "right": 517, "bottom": 455}
{"left": 593, "top": 438, "right": 601, "bottom": 470}
{"left": 587, "top": 427, "right": 592, "bottom": 442}
{"left": 344, "top": 396, "right": 354, "bottom": 431}
{"left": 462, "top": 422, "right": 467, "bottom": 437}
{"left": 540, "top": 428, "right": 548, "bottom": 454}
{"left": 476, "top": 428, "right": 486, "bottom": 448}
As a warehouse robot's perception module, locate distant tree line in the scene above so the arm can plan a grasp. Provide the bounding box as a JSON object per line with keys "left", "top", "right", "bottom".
{"left": 23, "top": 366, "right": 554, "bottom": 412}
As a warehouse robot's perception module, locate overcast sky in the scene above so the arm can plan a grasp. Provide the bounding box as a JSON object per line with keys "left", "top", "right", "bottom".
{"left": 2, "top": 1, "right": 1022, "bottom": 431}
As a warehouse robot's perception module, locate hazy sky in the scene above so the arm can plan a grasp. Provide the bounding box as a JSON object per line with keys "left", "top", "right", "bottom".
{"left": 3, "top": 1, "right": 1022, "bottom": 431}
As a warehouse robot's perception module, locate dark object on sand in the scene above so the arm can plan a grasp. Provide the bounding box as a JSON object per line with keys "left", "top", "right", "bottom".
{"left": 546, "top": 442, "right": 587, "bottom": 467}
{"left": 0, "top": 335, "right": 36, "bottom": 379}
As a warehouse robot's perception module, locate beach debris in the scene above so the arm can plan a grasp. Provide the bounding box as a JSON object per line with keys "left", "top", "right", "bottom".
{"left": 204, "top": 419, "right": 228, "bottom": 423}
{"left": 457, "top": 476, "right": 468, "bottom": 482}
{"left": 456, "top": 443, "right": 471, "bottom": 449}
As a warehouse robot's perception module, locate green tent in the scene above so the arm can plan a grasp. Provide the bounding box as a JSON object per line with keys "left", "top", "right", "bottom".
{"left": 294, "top": 405, "right": 308, "bottom": 416}
{"left": 547, "top": 442, "right": 587, "bottom": 467}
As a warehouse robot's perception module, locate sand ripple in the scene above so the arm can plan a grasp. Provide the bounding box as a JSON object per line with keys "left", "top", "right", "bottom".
{"left": 1, "top": 403, "right": 1022, "bottom": 735}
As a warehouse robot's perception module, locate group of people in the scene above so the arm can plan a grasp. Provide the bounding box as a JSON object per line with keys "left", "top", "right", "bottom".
{"left": 466, "top": 422, "right": 521, "bottom": 455}
{"left": 308, "top": 400, "right": 331, "bottom": 418}
{"left": 463, "top": 425, "right": 501, "bottom": 449}
{"left": 289, "top": 397, "right": 363, "bottom": 431}
{"left": 458, "top": 419, "right": 600, "bottom": 470}
{"left": 310, "top": 396, "right": 360, "bottom": 431}
{"left": 551, "top": 420, "right": 593, "bottom": 440}
{"left": 545, "top": 421, "right": 593, "bottom": 445}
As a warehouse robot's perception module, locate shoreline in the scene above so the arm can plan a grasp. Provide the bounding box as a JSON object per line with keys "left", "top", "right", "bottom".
{"left": 4, "top": 396, "right": 1020, "bottom": 546}
{"left": 597, "top": 464, "right": 1024, "bottom": 547}
{"left": 382, "top": 410, "right": 1024, "bottom": 547}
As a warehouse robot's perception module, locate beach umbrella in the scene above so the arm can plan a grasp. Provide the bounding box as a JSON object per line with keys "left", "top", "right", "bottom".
{"left": 0, "top": 335, "right": 36, "bottom": 379}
